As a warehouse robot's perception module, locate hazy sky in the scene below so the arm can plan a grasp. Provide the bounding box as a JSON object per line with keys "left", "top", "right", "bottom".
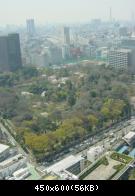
{"left": 0, "top": 0, "right": 135, "bottom": 26}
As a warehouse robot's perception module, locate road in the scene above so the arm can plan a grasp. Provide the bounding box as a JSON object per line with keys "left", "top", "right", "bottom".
{"left": 1, "top": 117, "right": 135, "bottom": 169}
{"left": 0, "top": 122, "right": 27, "bottom": 157}
{"left": 43, "top": 118, "right": 135, "bottom": 166}
{"left": 75, "top": 119, "right": 135, "bottom": 157}
{"left": 0, "top": 120, "right": 39, "bottom": 167}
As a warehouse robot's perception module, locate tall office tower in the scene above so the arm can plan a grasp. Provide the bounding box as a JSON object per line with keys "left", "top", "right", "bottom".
{"left": 0, "top": 33, "right": 22, "bottom": 72}
{"left": 26, "top": 19, "right": 36, "bottom": 37}
{"left": 0, "top": 36, "right": 9, "bottom": 71}
{"left": 63, "top": 27, "right": 70, "bottom": 45}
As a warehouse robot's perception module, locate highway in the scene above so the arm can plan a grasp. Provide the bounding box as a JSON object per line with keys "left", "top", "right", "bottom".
{"left": 75, "top": 118, "right": 135, "bottom": 157}
{"left": 43, "top": 118, "right": 135, "bottom": 166}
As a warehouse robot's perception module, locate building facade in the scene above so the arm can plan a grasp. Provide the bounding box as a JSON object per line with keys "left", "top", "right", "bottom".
{"left": 0, "top": 144, "right": 10, "bottom": 162}
{"left": 87, "top": 146, "right": 104, "bottom": 163}
{"left": 121, "top": 38, "right": 135, "bottom": 73}
{"left": 0, "top": 33, "right": 22, "bottom": 72}
{"left": 63, "top": 27, "right": 70, "bottom": 45}
{"left": 108, "top": 48, "right": 131, "bottom": 71}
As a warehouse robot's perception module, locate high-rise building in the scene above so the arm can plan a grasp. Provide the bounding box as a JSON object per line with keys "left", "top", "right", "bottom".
{"left": 108, "top": 49, "right": 131, "bottom": 71}
{"left": 26, "top": 19, "right": 36, "bottom": 37}
{"left": 50, "top": 46, "right": 62, "bottom": 65}
{"left": 62, "top": 45, "right": 71, "bottom": 59}
{"left": 0, "top": 36, "right": 9, "bottom": 71}
{"left": 0, "top": 33, "right": 22, "bottom": 72}
{"left": 63, "top": 27, "right": 70, "bottom": 45}
{"left": 120, "top": 38, "right": 135, "bottom": 73}
{"left": 121, "top": 38, "right": 135, "bottom": 48}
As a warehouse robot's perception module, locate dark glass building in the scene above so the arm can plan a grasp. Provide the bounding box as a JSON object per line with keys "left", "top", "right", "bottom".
{"left": 63, "top": 27, "right": 70, "bottom": 45}
{"left": 0, "top": 33, "right": 22, "bottom": 72}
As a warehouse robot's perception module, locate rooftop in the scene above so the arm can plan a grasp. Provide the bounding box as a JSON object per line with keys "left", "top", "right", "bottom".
{"left": 13, "top": 167, "right": 28, "bottom": 177}
{"left": 0, "top": 154, "right": 24, "bottom": 169}
{"left": 87, "top": 146, "right": 104, "bottom": 153}
{"left": 45, "top": 155, "right": 84, "bottom": 174}
{"left": 123, "top": 132, "right": 135, "bottom": 140}
{"left": 0, "top": 144, "right": 9, "bottom": 154}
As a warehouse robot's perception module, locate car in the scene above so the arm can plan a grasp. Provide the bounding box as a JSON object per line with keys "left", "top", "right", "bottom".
{"left": 110, "top": 138, "right": 117, "bottom": 144}
{"left": 80, "top": 144, "right": 83, "bottom": 147}
{"left": 69, "top": 148, "right": 74, "bottom": 152}
{"left": 75, "top": 145, "right": 80, "bottom": 149}
{"left": 63, "top": 149, "right": 70, "bottom": 154}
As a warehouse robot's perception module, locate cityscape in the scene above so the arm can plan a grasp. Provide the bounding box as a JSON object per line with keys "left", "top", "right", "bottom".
{"left": 1, "top": 0, "right": 135, "bottom": 181}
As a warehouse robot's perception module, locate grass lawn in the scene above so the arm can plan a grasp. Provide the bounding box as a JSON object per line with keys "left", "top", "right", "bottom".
{"left": 110, "top": 152, "right": 133, "bottom": 164}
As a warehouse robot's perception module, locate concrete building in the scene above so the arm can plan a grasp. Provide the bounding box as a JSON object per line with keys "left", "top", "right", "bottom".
{"left": 87, "top": 146, "right": 104, "bottom": 162}
{"left": 123, "top": 131, "right": 135, "bottom": 145}
{"left": 26, "top": 19, "right": 36, "bottom": 37}
{"left": 45, "top": 155, "right": 84, "bottom": 180}
{"left": 0, "top": 33, "right": 22, "bottom": 72}
{"left": 29, "top": 46, "right": 62, "bottom": 67}
{"left": 121, "top": 38, "right": 135, "bottom": 48}
{"left": 37, "top": 52, "right": 51, "bottom": 67}
{"left": 0, "top": 36, "right": 9, "bottom": 71}
{"left": 0, "top": 144, "right": 10, "bottom": 162}
{"left": 108, "top": 48, "right": 131, "bottom": 71}
{"left": 62, "top": 45, "right": 71, "bottom": 59}
{"left": 12, "top": 167, "right": 30, "bottom": 180}
{"left": 89, "top": 45, "right": 97, "bottom": 58}
{"left": 120, "top": 38, "right": 135, "bottom": 73}
{"left": 98, "top": 47, "right": 108, "bottom": 59}
{"left": 50, "top": 46, "right": 63, "bottom": 65}
{"left": 0, "top": 154, "right": 27, "bottom": 179}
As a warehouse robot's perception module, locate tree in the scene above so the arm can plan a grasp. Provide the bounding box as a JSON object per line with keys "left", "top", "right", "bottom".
{"left": 65, "top": 80, "right": 73, "bottom": 91}
{"left": 111, "top": 82, "right": 128, "bottom": 100}
{"left": 50, "top": 110, "right": 62, "bottom": 122}
{"left": 90, "top": 90, "right": 97, "bottom": 98}
{"left": 88, "top": 114, "right": 98, "bottom": 129}
{"left": 56, "top": 90, "right": 67, "bottom": 101}
{"left": 101, "top": 98, "right": 125, "bottom": 123}
{"left": 20, "top": 66, "right": 38, "bottom": 79}
{"left": 101, "top": 106, "right": 110, "bottom": 121}
{"left": 67, "top": 92, "right": 76, "bottom": 106}
{"left": 0, "top": 88, "right": 19, "bottom": 118}
{"left": 0, "top": 72, "right": 15, "bottom": 87}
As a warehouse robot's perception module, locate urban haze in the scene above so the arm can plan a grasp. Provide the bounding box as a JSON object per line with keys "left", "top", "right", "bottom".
{"left": 0, "top": 0, "right": 135, "bottom": 184}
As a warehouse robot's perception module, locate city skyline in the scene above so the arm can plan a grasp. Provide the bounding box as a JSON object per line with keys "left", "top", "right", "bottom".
{"left": 0, "top": 0, "right": 135, "bottom": 26}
